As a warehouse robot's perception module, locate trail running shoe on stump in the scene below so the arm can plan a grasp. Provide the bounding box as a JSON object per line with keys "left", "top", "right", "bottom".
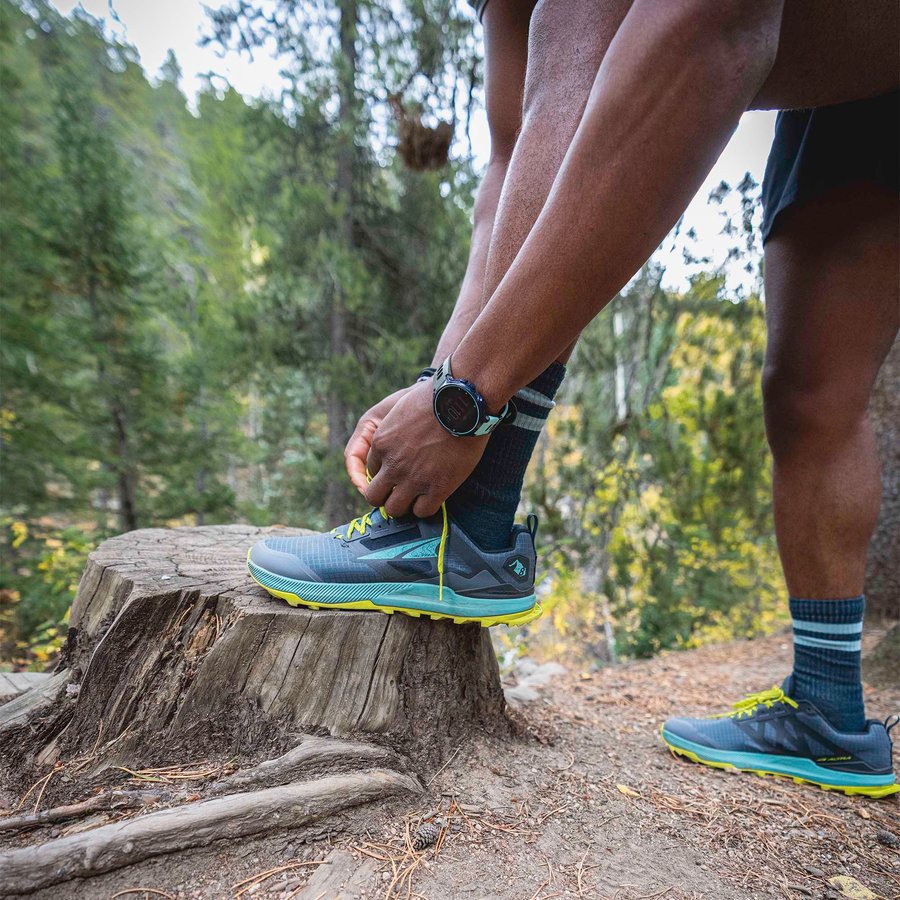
{"left": 661, "top": 685, "right": 899, "bottom": 798}
{"left": 247, "top": 505, "right": 542, "bottom": 627}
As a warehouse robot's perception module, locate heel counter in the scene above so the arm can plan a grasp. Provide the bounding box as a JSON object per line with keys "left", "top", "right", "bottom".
{"left": 859, "top": 722, "right": 896, "bottom": 775}
{"left": 513, "top": 529, "right": 537, "bottom": 587}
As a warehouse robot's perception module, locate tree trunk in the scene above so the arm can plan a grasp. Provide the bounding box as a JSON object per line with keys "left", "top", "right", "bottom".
{"left": 325, "top": 0, "right": 360, "bottom": 528}
{"left": 0, "top": 525, "right": 509, "bottom": 892}
{"left": 866, "top": 335, "right": 899, "bottom": 619}
{"left": 110, "top": 397, "right": 139, "bottom": 532}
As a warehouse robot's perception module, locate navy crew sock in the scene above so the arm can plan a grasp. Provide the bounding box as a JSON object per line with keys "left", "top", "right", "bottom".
{"left": 788, "top": 595, "right": 866, "bottom": 732}
{"left": 447, "top": 363, "right": 566, "bottom": 551}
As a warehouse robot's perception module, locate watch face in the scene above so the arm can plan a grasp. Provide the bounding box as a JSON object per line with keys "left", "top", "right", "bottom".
{"left": 435, "top": 384, "right": 479, "bottom": 434}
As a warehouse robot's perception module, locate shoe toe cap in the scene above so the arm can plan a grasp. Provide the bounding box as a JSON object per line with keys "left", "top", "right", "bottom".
{"left": 248, "top": 539, "right": 320, "bottom": 582}
{"left": 662, "top": 716, "right": 712, "bottom": 747}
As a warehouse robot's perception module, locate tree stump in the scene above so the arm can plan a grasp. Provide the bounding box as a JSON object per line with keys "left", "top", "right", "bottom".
{"left": 0, "top": 526, "right": 512, "bottom": 894}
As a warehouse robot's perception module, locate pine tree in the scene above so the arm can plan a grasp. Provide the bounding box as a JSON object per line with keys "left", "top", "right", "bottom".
{"left": 204, "top": 0, "right": 478, "bottom": 526}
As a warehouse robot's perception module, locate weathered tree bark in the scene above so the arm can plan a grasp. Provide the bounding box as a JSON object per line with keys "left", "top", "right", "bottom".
{"left": 866, "top": 335, "right": 899, "bottom": 619}
{"left": 0, "top": 525, "right": 509, "bottom": 893}
{"left": 0, "top": 525, "right": 508, "bottom": 779}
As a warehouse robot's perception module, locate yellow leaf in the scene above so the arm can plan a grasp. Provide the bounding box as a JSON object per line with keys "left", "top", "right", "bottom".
{"left": 827, "top": 875, "right": 877, "bottom": 900}
{"left": 11, "top": 521, "right": 28, "bottom": 549}
{"left": 616, "top": 784, "right": 639, "bottom": 798}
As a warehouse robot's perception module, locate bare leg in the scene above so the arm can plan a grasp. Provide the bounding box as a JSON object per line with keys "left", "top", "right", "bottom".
{"left": 763, "top": 184, "right": 899, "bottom": 597}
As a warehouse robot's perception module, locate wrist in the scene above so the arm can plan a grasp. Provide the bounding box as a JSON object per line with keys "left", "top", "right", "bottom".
{"left": 450, "top": 345, "right": 513, "bottom": 414}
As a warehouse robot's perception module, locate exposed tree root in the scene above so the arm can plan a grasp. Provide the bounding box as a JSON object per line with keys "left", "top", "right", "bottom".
{"left": 0, "top": 768, "right": 421, "bottom": 896}
{"left": 207, "top": 736, "right": 403, "bottom": 795}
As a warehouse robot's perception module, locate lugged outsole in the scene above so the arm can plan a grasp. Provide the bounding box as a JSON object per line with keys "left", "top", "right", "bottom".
{"left": 661, "top": 727, "right": 899, "bottom": 799}
{"left": 247, "top": 555, "right": 542, "bottom": 628}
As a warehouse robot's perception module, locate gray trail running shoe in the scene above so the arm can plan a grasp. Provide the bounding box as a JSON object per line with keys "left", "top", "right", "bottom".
{"left": 247, "top": 505, "right": 542, "bottom": 627}
{"left": 661, "top": 684, "right": 899, "bottom": 798}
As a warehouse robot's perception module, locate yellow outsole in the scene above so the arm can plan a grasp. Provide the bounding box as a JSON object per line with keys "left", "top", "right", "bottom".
{"left": 662, "top": 731, "right": 899, "bottom": 799}
{"left": 248, "top": 568, "right": 543, "bottom": 628}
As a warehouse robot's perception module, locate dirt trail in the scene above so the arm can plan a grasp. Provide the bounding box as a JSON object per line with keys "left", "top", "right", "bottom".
{"left": 13, "top": 629, "right": 900, "bottom": 900}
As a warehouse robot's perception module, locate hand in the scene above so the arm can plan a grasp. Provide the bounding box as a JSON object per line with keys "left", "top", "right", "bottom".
{"left": 344, "top": 387, "right": 412, "bottom": 495}
{"left": 364, "top": 380, "right": 488, "bottom": 518}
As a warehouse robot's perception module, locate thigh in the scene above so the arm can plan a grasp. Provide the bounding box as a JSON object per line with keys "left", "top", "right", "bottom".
{"left": 763, "top": 184, "right": 899, "bottom": 407}
{"left": 755, "top": 0, "right": 899, "bottom": 109}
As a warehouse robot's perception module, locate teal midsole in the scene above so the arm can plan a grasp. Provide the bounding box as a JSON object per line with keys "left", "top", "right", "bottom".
{"left": 662, "top": 729, "right": 896, "bottom": 787}
{"left": 248, "top": 559, "right": 536, "bottom": 617}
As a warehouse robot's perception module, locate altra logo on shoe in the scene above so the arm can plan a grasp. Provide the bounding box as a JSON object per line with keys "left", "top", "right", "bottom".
{"left": 359, "top": 538, "right": 440, "bottom": 561}
{"left": 505, "top": 556, "right": 528, "bottom": 580}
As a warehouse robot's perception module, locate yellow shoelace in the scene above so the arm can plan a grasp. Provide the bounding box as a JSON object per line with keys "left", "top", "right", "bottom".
{"left": 331, "top": 508, "right": 391, "bottom": 541}
{"left": 713, "top": 685, "right": 798, "bottom": 720}
{"left": 331, "top": 503, "right": 450, "bottom": 602}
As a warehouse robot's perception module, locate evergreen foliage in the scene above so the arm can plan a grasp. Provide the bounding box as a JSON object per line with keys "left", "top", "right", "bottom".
{"left": 2, "top": 0, "right": 788, "bottom": 667}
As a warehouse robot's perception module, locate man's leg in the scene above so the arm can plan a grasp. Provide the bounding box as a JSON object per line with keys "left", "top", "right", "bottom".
{"left": 763, "top": 183, "right": 899, "bottom": 730}
{"left": 661, "top": 184, "right": 898, "bottom": 794}
{"left": 447, "top": 0, "right": 632, "bottom": 549}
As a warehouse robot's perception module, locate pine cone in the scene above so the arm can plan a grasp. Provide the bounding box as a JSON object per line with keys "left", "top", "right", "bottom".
{"left": 412, "top": 821, "right": 441, "bottom": 851}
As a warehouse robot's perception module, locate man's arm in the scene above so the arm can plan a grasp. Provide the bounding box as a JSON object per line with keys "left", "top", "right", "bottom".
{"left": 344, "top": 0, "right": 532, "bottom": 494}
{"left": 363, "top": 0, "right": 785, "bottom": 515}
{"left": 453, "top": 0, "right": 783, "bottom": 404}
{"left": 429, "top": 0, "right": 534, "bottom": 363}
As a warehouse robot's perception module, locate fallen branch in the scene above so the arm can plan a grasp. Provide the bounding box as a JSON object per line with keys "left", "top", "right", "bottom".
{"left": 0, "top": 790, "right": 159, "bottom": 836}
{"left": 0, "top": 768, "right": 422, "bottom": 895}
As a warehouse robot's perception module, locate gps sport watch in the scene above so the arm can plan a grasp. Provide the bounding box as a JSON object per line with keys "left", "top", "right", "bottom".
{"left": 432, "top": 355, "right": 515, "bottom": 437}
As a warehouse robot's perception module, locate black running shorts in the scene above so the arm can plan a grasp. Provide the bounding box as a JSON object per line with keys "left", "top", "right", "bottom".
{"left": 761, "top": 91, "right": 899, "bottom": 243}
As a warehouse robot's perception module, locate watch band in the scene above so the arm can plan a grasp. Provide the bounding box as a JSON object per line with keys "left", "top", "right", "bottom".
{"left": 432, "top": 356, "right": 451, "bottom": 390}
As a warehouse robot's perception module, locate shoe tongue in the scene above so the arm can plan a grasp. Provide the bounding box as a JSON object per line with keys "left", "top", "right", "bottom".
{"left": 780, "top": 674, "right": 795, "bottom": 697}
{"left": 369, "top": 507, "right": 409, "bottom": 528}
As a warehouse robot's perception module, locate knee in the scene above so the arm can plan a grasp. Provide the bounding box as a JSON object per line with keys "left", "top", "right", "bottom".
{"left": 761, "top": 362, "right": 869, "bottom": 459}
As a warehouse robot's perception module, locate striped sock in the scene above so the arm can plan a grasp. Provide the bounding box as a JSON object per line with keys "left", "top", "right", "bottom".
{"left": 789, "top": 596, "right": 865, "bottom": 732}
{"left": 447, "top": 363, "right": 565, "bottom": 551}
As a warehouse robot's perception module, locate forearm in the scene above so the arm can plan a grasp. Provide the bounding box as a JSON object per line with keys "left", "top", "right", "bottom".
{"left": 454, "top": 0, "right": 782, "bottom": 405}
{"left": 430, "top": 156, "right": 508, "bottom": 366}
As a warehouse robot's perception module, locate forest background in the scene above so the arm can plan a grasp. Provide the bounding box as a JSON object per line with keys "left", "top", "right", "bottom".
{"left": 2, "top": 0, "right": 895, "bottom": 672}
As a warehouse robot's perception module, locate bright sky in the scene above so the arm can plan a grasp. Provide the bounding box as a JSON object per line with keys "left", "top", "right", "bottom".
{"left": 52, "top": 0, "right": 777, "bottom": 294}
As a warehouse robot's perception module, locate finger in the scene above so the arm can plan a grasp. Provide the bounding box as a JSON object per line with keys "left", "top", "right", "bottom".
{"left": 412, "top": 493, "right": 443, "bottom": 519}
{"left": 345, "top": 422, "right": 376, "bottom": 494}
{"left": 364, "top": 467, "right": 393, "bottom": 507}
{"left": 365, "top": 441, "right": 383, "bottom": 481}
{"left": 347, "top": 415, "right": 377, "bottom": 453}
{"left": 383, "top": 483, "right": 418, "bottom": 518}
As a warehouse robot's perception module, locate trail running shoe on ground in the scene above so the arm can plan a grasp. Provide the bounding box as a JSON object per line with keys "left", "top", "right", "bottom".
{"left": 247, "top": 505, "right": 542, "bottom": 627}
{"left": 661, "top": 685, "right": 899, "bottom": 798}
